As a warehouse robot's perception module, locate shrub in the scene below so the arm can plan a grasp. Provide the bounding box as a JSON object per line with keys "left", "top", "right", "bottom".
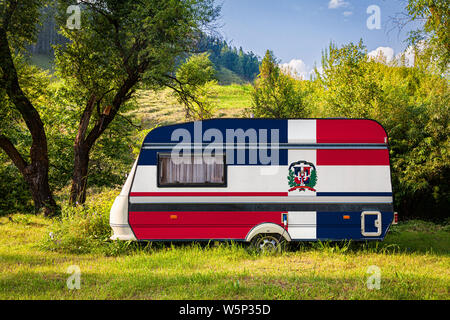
{"left": 250, "top": 50, "right": 307, "bottom": 118}
{"left": 40, "top": 189, "right": 133, "bottom": 255}
{"left": 0, "top": 160, "right": 34, "bottom": 216}
{"left": 173, "top": 53, "right": 218, "bottom": 119}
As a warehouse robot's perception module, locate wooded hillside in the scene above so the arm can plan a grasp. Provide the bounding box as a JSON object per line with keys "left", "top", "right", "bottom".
{"left": 27, "top": 6, "right": 260, "bottom": 83}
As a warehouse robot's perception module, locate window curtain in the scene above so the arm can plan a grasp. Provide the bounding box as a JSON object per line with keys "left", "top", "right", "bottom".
{"left": 159, "top": 155, "right": 224, "bottom": 185}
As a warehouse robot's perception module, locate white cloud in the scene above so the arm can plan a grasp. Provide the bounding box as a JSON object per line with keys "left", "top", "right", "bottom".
{"left": 280, "top": 59, "right": 311, "bottom": 80}
{"left": 343, "top": 11, "right": 353, "bottom": 16}
{"left": 368, "top": 47, "right": 395, "bottom": 63}
{"left": 328, "top": 0, "right": 349, "bottom": 9}
{"left": 395, "top": 46, "right": 416, "bottom": 67}
{"left": 395, "top": 42, "right": 427, "bottom": 67}
{"left": 367, "top": 45, "right": 421, "bottom": 67}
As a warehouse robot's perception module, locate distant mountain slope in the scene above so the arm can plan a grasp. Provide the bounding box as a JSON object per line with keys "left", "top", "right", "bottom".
{"left": 215, "top": 67, "right": 247, "bottom": 85}
{"left": 27, "top": 7, "right": 261, "bottom": 84}
{"left": 196, "top": 34, "right": 261, "bottom": 82}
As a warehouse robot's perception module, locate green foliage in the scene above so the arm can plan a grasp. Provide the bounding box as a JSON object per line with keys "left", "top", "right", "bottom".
{"left": 87, "top": 119, "right": 139, "bottom": 188}
{"left": 0, "top": 54, "right": 43, "bottom": 155}
{"left": 51, "top": 0, "right": 220, "bottom": 203}
{"left": 0, "top": 54, "right": 53, "bottom": 215}
{"left": 315, "top": 40, "right": 449, "bottom": 220}
{"left": 41, "top": 78, "right": 140, "bottom": 191}
{"left": 250, "top": 50, "right": 307, "bottom": 118}
{"left": 0, "top": 161, "right": 34, "bottom": 215}
{"left": 29, "top": 53, "right": 54, "bottom": 71}
{"left": 40, "top": 189, "right": 133, "bottom": 255}
{"left": 173, "top": 53, "right": 218, "bottom": 119}
{"left": 55, "top": 0, "right": 220, "bottom": 95}
{"left": 176, "top": 53, "right": 216, "bottom": 86}
{"left": 318, "top": 41, "right": 382, "bottom": 118}
{"left": 406, "top": 0, "right": 449, "bottom": 73}
{"left": 0, "top": 0, "right": 48, "bottom": 50}
{"left": 0, "top": 68, "right": 139, "bottom": 215}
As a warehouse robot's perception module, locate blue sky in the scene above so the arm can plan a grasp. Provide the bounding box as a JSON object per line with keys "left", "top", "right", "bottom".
{"left": 218, "top": 0, "right": 418, "bottom": 77}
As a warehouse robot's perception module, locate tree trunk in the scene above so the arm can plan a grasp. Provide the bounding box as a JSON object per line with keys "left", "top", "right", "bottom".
{"left": 69, "top": 94, "right": 96, "bottom": 205}
{"left": 68, "top": 74, "right": 139, "bottom": 205}
{"left": 0, "top": 134, "right": 57, "bottom": 216}
{"left": 0, "top": 27, "right": 58, "bottom": 216}
{"left": 24, "top": 163, "right": 57, "bottom": 216}
{"left": 69, "top": 143, "right": 90, "bottom": 205}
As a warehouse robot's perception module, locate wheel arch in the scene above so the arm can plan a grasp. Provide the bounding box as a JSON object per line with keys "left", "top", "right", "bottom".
{"left": 245, "top": 222, "right": 292, "bottom": 242}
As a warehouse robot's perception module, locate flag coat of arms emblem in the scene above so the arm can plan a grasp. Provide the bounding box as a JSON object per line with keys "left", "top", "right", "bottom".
{"left": 288, "top": 160, "right": 317, "bottom": 192}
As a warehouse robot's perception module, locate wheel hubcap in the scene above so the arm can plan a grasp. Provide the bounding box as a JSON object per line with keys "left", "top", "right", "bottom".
{"left": 257, "top": 236, "right": 279, "bottom": 252}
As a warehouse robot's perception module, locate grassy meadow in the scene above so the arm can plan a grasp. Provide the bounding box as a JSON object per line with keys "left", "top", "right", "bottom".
{"left": 134, "top": 83, "right": 252, "bottom": 129}
{"left": 1, "top": 84, "right": 449, "bottom": 300}
{"left": 0, "top": 213, "right": 449, "bottom": 299}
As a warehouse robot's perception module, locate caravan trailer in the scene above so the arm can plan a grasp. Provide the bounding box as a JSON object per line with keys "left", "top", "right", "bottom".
{"left": 110, "top": 119, "right": 396, "bottom": 250}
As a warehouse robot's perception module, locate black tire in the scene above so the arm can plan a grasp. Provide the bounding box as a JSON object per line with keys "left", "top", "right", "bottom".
{"left": 251, "top": 233, "right": 286, "bottom": 253}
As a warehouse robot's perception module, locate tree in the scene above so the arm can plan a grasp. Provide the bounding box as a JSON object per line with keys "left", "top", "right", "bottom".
{"left": 401, "top": 0, "right": 449, "bottom": 73}
{"left": 0, "top": 0, "right": 58, "bottom": 215}
{"left": 318, "top": 40, "right": 383, "bottom": 118}
{"left": 174, "top": 52, "right": 217, "bottom": 119}
{"left": 317, "top": 39, "right": 449, "bottom": 220}
{"left": 250, "top": 50, "right": 306, "bottom": 118}
{"left": 54, "top": 0, "right": 219, "bottom": 204}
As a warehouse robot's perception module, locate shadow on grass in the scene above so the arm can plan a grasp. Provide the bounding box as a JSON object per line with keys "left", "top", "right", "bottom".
{"left": 0, "top": 267, "right": 446, "bottom": 300}
{"left": 124, "top": 220, "right": 450, "bottom": 256}
{"left": 39, "top": 219, "right": 450, "bottom": 257}
{"left": 133, "top": 233, "right": 449, "bottom": 257}
{"left": 0, "top": 252, "right": 104, "bottom": 267}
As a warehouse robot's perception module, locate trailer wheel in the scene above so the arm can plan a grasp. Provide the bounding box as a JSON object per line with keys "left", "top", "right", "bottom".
{"left": 251, "top": 234, "right": 285, "bottom": 253}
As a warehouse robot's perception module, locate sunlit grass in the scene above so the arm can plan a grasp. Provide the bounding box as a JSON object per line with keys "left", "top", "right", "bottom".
{"left": 134, "top": 84, "right": 252, "bottom": 130}
{"left": 0, "top": 214, "right": 448, "bottom": 299}
{"left": 2, "top": 85, "right": 447, "bottom": 299}
{"left": 210, "top": 83, "right": 253, "bottom": 118}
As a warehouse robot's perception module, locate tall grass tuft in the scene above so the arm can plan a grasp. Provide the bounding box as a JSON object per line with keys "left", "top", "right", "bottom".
{"left": 312, "top": 240, "right": 352, "bottom": 254}
{"left": 40, "top": 189, "right": 136, "bottom": 255}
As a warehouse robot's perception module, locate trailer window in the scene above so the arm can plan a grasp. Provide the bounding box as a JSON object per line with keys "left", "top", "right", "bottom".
{"left": 158, "top": 154, "right": 226, "bottom": 187}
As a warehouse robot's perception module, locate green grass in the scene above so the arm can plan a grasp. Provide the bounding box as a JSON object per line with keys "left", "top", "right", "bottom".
{"left": 214, "top": 67, "right": 248, "bottom": 85}
{"left": 1, "top": 215, "right": 449, "bottom": 299}
{"left": 210, "top": 83, "right": 253, "bottom": 118}
{"left": 134, "top": 89, "right": 186, "bottom": 129}
{"left": 29, "top": 54, "right": 54, "bottom": 72}
{"left": 134, "top": 84, "right": 252, "bottom": 129}
{"left": 2, "top": 69, "right": 448, "bottom": 299}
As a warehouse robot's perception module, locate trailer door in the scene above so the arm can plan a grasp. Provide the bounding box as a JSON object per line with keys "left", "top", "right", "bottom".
{"left": 361, "top": 211, "right": 382, "bottom": 237}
